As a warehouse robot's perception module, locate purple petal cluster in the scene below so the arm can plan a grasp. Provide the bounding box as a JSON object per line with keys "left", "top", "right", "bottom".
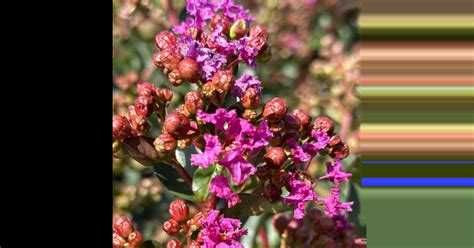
{"left": 319, "top": 159, "right": 352, "bottom": 186}
{"left": 200, "top": 210, "right": 248, "bottom": 248}
{"left": 283, "top": 173, "right": 319, "bottom": 219}
{"left": 210, "top": 175, "right": 241, "bottom": 208}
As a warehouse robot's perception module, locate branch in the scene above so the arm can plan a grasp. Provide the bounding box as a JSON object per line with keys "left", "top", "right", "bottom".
{"left": 170, "top": 158, "right": 193, "bottom": 187}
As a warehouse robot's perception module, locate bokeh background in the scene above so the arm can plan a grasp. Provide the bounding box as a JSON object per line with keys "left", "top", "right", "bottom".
{"left": 113, "top": 0, "right": 362, "bottom": 246}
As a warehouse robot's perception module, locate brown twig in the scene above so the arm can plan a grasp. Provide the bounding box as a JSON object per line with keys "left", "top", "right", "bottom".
{"left": 259, "top": 227, "right": 270, "bottom": 248}
{"left": 170, "top": 158, "right": 193, "bottom": 187}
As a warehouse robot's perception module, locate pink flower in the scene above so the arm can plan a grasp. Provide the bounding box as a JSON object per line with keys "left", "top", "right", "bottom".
{"left": 191, "top": 134, "right": 222, "bottom": 168}
{"left": 283, "top": 173, "right": 319, "bottom": 219}
{"left": 219, "top": 148, "right": 256, "bottom": 185}
{"left": 322, "top": 187, "right": 353, "bottom": 217}
{"left": 200, "top": 210, "right": 247, "bottom": 248}
{"left": 210, "top": 175, "right": 241, "bottom": 208}
{"left": 320, "top": 159, "right": 352, "bottom": 186}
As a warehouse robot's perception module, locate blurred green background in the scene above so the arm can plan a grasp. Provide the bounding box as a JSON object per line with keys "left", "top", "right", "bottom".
{"left": 113, "top": 0, "right": 361, "bottom": 245}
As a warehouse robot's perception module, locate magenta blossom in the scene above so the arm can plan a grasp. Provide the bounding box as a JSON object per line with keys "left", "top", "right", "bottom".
{"left": 197, "top": 108, "right": 237, "bottom": 132}
{"left": 200, "top": 210, "right": 248, "bottom": 248}
{"left": 320, "top": 159, "right": 352, "bottom": 186}
{"left": 231, "top": 73, "right": 262, "bottom": 98}
{"left": 219, "top": 148, "right": 256, "bottom": 185}
{"left": 283, "top": 174, "right": 319, "bottom": 219}
{"left": 323, "top": 187, "right": 353, "bottom": 218}
{"left": 191, "top": 134, "right": 222, "bottom": 168}
{"left": 210, "top": 175, "right": 241, "bottom": 208}
{"left": 287, "top": 138, "right": 311, "bottom": 163}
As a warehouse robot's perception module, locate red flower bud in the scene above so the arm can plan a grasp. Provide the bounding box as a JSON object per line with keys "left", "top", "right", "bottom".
{"left": 178, "top": 58, "right": 201, "bottom": 83}
{"left": 156, "top": 88, "right": 174, "bottom": 102}
{"left": 291, "top": 109, "right": 312, "bottom": 131}
{"left": 283, "top": 114, "right": 301, "bottom": 133}
{"left": 169, "top": 200, "right": 189, "bottom": 222}
{"left": 184, "top": 91, "right": 204, "bottom": 115}
{"left": 133, "top": 96, "right": 154, "bottom": 117}
{"left": 163, "top": 113, "right": 191, "bottom": 138}
{"left": 294, "top": 225, "right": 310, "bottom": 241}
{"left": 212, "top": 70, "right": 234, "bottom": 94}
{"left": 248, "top": 36, "right": 267, "bottom": 54}
{"left": 154, "top": 133, "right": 177, "bottom": 153}
{"left": 241, "top": 87, "right": 260, "bottom": 109}
{"left": 250, "top": 25, "right": 269, "bottom": 41}
{"left": 202, "top": 81, "right": 217, "bottom": 97}
{"left": 192, "top": 211, "right": 205, "bottom": 228}
{"left": 155, "top": 31, "right": 177, "bottom": 50}
{"left": 168, "top": 70, "right": 183, "bottom": 87}
{"left": 272, "top": 213, "right": 288, "bottom": 234}
{"left": 263, "top": 183, "right": 282, "bottom": 203}
{"left": 113, "top": 232, "right": 127, "bottom": 247}
{"left": 330, "top": 143, "right": 349, "bottom": 159}
{"left": 154, "top": 48, "right": 181, "bottom": 72}
{"left": 128, "top": 106, "right": 150, "bottom": 136}
{"left": 188, "top": 241, "right": 201, "bottom": 248}
{"left": 113, "top": 115, "right": 132, "bottom": 140}
{"left": 313, "top": 117, "right": 334, "bottom": 135}
{"left": 264, "top": 147, "right": 287, "bottom": 169}
{"left": 166, "top": 239, "right": 183, "bottom": 248}
{"left": 263, "top": 98, "right": 288, "bottom": 122}
{"left": 329, "top": 134, "right": 341, "bottom": 147}
{"left": 163, "top": 219, "right": 180, "bottom": 235}
{"left": 113, "top": 216, "right": 134, "bottom": 239}
{"left": 268, "top": 120, "right": 285, "bottom": 133}
{"left": 137, "top": 82, "right": 157, "bottom": 97}
{"left": 229, "top": 18, "right": 247, "bottom": 39}
{"left": 210, "top": 15, "right": 230, "bottom": 35}
{"left": 128, "top": 231, "right": 143, "bottom": 246}
{"left": 176, "top": 104, "right": 190, "bottom": 117}
{"left": 269, "top": 133, "right": 282, "bottom": 146}
{"left": 255, "top": 165, "right": 270, "bottom": 180}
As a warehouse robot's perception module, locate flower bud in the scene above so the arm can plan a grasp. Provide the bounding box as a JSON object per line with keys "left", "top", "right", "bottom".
{"left": 166, "top": 239, "right": 183, "bottom": 248}
{"left": 128, "top": 231, "right": 143, "bottom": 246}
{"left": 268, "top": 120, "right": 285, "bottom": 133}
{"left": 134, "top": 96, "right": 154, "bottom": 117}
{"left": 113, "top": 216, "right": 134, "bottom": 239}
{"left": 250, "top": 25, "right": 269, "bottom": 40}
{"left": 192, "top": 211, "right": 205, "bottom": 228}
{"left": 169, "top": 200, "right": 189, "bottom": 222}
{"left": 269, "top": 133, "right": 282, "bottom": 146}
{"left": 241, "top": 87, "right": 260, "bottom": 109}
{"left": 313, "top": 117, "right": 334, "bottom": 135}
{"left": 242, "top": 109, "right": 258, "bottom": 122}
{"left": 272, "top": 213, "right": 288, "bottom": 234}
{"left": 154, "top": 48, "right": 181, "bottom": 72}
{"left": 210, "top": 15, "right": 230, "bottom": 35}
{"left": 263, "top": 183, "right": 282, "bottom": 203}
{"left": 184, "top": 91, "right": 204, "bottom": 115}
{"left": 154, "top": 133, "right": 177, "bottom": 153}
{"left": 163, "top": 219, "right": 180, "bottom": 235}
{"left": 264, "top": 147, "right": 287, "bottom": 169}
{"left": 163, "top": 113, "right": 191, "bottom": 138}
{"left": 188, "top": 241, "right": 201, "bottom": 248}
{"left": 229, "top": 18, "right": 247, "bottom": 39}
{"left": 113, "top": 115, "right": 132, "bottom": 140}
{"left": 176, "top": 104, "right": 190, "bottom": 117}
{"left": 329, "top": 134, "right": 341, "bottom": 147}
{"left": 248, "top": 36, "right": 267, "bottom": 52}
{"left": 202, "top": 81, "right": 217, "bottom": 97}
{"left": 113, "top": 232, "right": 127, "bottom": 247}
{"left": 283, "top": 114, "right": 301, "bottom": 133}
{"left": 178, "top": 58, "right": 201, "bottom": 83}
{"left": 128, "top": 106, "right": 150, "bottom": 136}
{"left": 330, "top": 143, "right": 349, "bottom": 159}
{"left": 294, "top": 225, "right": 310, "bottom": 242}
{"left": 177, "top": 138, "right": 192, "bottom": 150}
{"left": 255, "top": 165, "right": 270, "bottom": 180}
{"left": 156, "top": 88, "right": 173, "bottom": 102}
{"left": 168, "top": 70, "right": 183, "bottom": 87}
{"left": 212, "top": 70, "right": 234, "bottom": 94}
{"left": 263, "top": 98, "right": 288, "bottom": 122}
{"left": 291, "top": 109, "right": 312, "bottom": 131}
{"left": 137, "top": 82, "right": 157, "bottom": 97}
{"left": 113, "top": 139, "right": 121, "bottom": 153}
{"left": 155, "top": 31, "right": 177, "bottom": 50}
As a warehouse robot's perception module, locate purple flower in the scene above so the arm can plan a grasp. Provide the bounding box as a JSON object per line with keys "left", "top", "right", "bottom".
{"left": 191, "top": 134, "right": 222, "bottom": 168}
{"left": 219, "top": 148, "right": 255, "bottom": 185}
{"left": 200, "top": 210, "right": 247, "bottom": 248}
{"left": 322, "top": 187, "right": 353, "bottom": 218}
{"left": 210, "top": 175, "right": 241, "bottom": 208}
{"left": 197, "top": 108, "right": 237, "bottom": 132}
{"left": 283, "top": 174, "right": 319, "bottom": 219}
{"left": 236, "top": 37, "right": 259, "bottom": 67}
{"left": 311, "top": 130, "right": 330, "bottom": 148}
{"left": 320, "top": 159, "right": 352, "bottom": 186}
{"left": 222, "top": 0, "right": 254, "bottom": 24}
{"left": 288, "top": 138, "right": 311, "bottom": 163}
{"left": 172, "top": 18, "right": 197, "bottom": 35}
{"left": 196, "top": 47, "right": 228, "bottom": 80}
{"left": 231, "top": 73, "right": 262, "bottom": 98}
{"left": 240, "top": 121, "right": 272, "bottom": 151}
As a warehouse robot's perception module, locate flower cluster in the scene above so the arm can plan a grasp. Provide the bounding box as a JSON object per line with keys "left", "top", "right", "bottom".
{"left": 112, "top": 0, "right": 355, "bottom": 247}
{"left": 113, "top": 216, "right": 143, "bottom": 248}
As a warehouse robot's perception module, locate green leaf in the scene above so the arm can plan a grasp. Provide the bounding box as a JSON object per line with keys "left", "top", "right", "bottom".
{"left": 223, "top": 193, "right": 292, "bottom": 218}
{"left": 192, "top": 164, "right": 221, "bottom": 202}
{"left": 122, "top": 136, "right": 160, "bottom": 166}
{"left": 142, "top": 240, "right": 165, "bottom": 248}
{"left": 153, "top": 162, "right": 194, "bottom": 201}
{"left": 176, "top": 145, "right": 200, "bottom": 176}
